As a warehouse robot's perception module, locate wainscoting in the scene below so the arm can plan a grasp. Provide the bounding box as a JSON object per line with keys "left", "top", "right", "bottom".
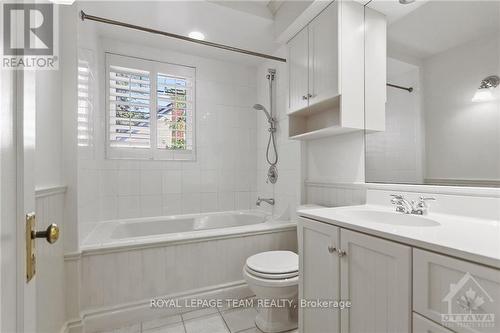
{"left": 35, "top": 186, "right": 67, "bottom": 333}
{"left": 304, "top": 181, "right": 366, "bottom": 207}
{"left": 64, "top": 227, "right": 297, "bottom": 333}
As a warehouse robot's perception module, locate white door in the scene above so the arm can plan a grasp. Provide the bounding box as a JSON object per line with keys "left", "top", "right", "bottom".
{"left": 0, "top": 68, "right": 37, "bottom": 332}
{"left": 298, "top": 217, "right": 341, "bottom": 333}
{"left": 287, "top": 26, "right": 309, "bottom": 114}
{"left": 340, "top": 229, "right": 411, "bottom": 333}
{"left": 308, "top": 1, "right": 339, "bottom": 104}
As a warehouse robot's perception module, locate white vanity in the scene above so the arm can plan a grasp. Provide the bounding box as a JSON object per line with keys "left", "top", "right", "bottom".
{"left": 297, "top": 189, "right": 500, "bottom": 333}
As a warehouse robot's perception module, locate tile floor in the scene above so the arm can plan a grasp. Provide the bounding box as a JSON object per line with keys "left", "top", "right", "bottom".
{"left": 100, "top": 306, "right": 298, "bottom": 333}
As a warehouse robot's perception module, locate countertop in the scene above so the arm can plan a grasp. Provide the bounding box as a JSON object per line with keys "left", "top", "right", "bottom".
{"left": 298, "top": 204, "right": 500, "bottom": 269}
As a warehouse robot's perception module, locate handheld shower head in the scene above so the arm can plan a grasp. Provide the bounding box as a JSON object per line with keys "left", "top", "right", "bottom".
{"left": 253, "top": 104, "right": 272, "bottom": 122}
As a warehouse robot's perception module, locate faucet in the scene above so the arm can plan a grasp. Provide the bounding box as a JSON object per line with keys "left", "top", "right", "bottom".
{"left": 256, "top": 197, "right": 275, "bottom": 206}
{"left": 412, "top": 197, "right": 436, "bottom": 215}
{"left": 390, "top": 194, "right": 435, "bottom": 215}
{"left": 390, "top": 194, "right": 413, "bottom": 214}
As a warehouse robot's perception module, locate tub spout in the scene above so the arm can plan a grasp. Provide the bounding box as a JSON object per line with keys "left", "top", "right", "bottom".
{"left": 256, "top": 197, "right": 275, "bottom": 206}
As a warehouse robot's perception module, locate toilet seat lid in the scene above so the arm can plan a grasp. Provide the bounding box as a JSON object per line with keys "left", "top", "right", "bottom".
{"left": 246, "top": 251, "right": 298, "bottom": 274}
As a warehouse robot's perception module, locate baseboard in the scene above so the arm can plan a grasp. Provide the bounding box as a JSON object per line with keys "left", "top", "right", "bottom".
{"left": 67, "top": 280, "right": 252, "bottom": 333}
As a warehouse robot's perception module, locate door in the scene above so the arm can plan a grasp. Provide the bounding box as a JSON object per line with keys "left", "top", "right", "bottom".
{"left": 298, "top": 217, "right": 341, "bottom": 332}
{"left": 0, "top": 69, "right": 37, "bottom": 331}
{"left": 308, "top": 1, "right": 339, "bottom": 104}
{"left": 340, "top": 229, "right": 411, "bottom": 333}
{"left": 287, "top": 26, "right": 309, "bottom": 113}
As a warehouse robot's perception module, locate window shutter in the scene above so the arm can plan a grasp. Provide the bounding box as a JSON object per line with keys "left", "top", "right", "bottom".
{"left": 108, "top": 65, "right": 151, "bottom": 148}
{"left": 156, "top": 73, "right": 194, "bottom": 151}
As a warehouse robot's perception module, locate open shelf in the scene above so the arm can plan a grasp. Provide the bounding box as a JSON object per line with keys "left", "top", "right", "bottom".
{"left": 288, "top": 95, "right": 360, "bottom": 140}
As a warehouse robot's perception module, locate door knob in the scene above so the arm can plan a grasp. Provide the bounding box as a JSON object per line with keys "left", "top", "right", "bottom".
{"left": 32, "top": 223, "right": 59, "bottom": 244}
{"left": 328, "top": 245, "right": 336, "bottom": 253}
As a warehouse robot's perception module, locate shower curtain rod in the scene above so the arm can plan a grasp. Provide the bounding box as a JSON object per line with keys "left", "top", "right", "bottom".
{"left": 79, "top": 11, "right": 287, "bottom": 63}
{"left": 387, "top": 83, "right": 413, "bottom": 92}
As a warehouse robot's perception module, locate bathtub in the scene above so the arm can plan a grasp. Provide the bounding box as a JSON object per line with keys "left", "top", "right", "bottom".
{"left": 82, "top": 210, "right": 295, "bottom": 250}
{"left": 78, "top": 210, "right": 297, "bottom": 317}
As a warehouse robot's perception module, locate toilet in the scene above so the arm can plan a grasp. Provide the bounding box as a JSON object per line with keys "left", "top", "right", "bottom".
{"left": 243, "top": 251, "right": 298, "bottom": 333}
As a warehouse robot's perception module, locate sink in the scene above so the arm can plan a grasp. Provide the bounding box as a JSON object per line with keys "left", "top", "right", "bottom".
{"left": 340, "top": 210, "right": 440, "bottom": 227}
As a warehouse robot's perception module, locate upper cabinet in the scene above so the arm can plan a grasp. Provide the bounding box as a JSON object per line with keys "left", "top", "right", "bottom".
{"left": 288, "top": 27, "right": 310, "bottom": 113}
{"left": 287, "top": 0, "right": 385, "bottom": 140}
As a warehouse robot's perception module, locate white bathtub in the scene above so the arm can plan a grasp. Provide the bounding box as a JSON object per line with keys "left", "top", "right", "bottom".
{"left": 78, "top": 210, "right": 297, "bottom": 314}
{"left": 82, "top": 210, "right": 294, "bottom": 251}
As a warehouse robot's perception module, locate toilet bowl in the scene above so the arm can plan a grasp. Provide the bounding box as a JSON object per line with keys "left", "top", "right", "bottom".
{"left": 243, "top": 251, "right": 298, "bottom": 333}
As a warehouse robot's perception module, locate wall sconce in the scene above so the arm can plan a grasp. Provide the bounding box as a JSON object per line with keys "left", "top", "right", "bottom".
{"left": 472, "top": 75, "right": 499, "bottom": 102}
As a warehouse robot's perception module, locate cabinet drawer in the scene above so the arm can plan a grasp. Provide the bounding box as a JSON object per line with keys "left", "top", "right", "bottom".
{"left": 413, "top": 313, "right": 454, "bottom": 333}
{"left": 413, "top": 249, "right": 500, "bottom": 333}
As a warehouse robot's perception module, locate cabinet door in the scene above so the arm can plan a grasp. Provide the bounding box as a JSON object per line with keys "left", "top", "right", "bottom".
{"left": 288, "top": 27, "right": 309, "bottom": 114}
{"left": 413, "top": 313, "right": 455, "bottom": 333}
{"left": 413, "top": 249, "right": 500, "bottom": 333}
{"left": 340, "top": 229, "right": 411, "bottom": 333}
{"left": 308, "top": 1, "right": 339, "bottom": 104}
{"left": 298, "top": 217, "right": 340, "bottom": 333}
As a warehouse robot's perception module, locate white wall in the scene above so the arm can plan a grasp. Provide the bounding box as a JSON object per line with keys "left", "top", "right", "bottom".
{"left": 306, "top": 132, "right": 365, "bottom": 183}
{"left": 77, "top": 30, "right": 258, "bottom": 241}
{"left": 255, "top": 46, "right": 302, "bottom": 219}
{"left": 366, "top": 57, "right": 424, "bottom": 184}
{"left": 423, "top": 34, "right": 500, "bottom": 183}
{"left": 35, "top": 70, "right": 63, "bottom": 188}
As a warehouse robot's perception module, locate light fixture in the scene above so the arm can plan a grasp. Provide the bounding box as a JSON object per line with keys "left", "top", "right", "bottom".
{"left": 188, "top": 31, "right": 205, "bottom": 41}
{"left": 472, "top": 75, "right": 499, "bottom": 102}
{"left": 399, "top": 0, "right": 416, "bottom": 4}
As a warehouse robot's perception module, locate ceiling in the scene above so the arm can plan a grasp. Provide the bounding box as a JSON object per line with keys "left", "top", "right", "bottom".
{"left": 369, "top": 0, "right": 500, "bottom": 59}
{"left": 78, "top": 0, "right": 280, "bottom": 65}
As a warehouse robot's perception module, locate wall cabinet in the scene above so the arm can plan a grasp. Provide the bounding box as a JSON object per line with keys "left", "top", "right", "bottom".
{"left": 287, "top": 1, "right": 365, "bottom": 140}
{"left": 298, "top": 217, "right": 411, "bottom": 333}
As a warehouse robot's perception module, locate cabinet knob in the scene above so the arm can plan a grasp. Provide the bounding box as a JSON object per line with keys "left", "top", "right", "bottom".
{"left": 308, "top": 93, "right": 313, "bottom": 99}
{"left": 302, "top": 95, "right": 308, "bottom": 100}
{"left": 337, "top": 249, "right": 347, "bottom": 257}
{"left": 328, "top": 245, "right": 336, "bottom": 253}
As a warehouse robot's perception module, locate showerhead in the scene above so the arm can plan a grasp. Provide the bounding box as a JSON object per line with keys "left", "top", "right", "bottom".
{"left": 253, "top": 103, "right": 272, "bottom": 122}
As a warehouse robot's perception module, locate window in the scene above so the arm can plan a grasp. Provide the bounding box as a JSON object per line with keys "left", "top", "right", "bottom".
{"left": 106, "top": 53, "right": 195, "bottom": 160}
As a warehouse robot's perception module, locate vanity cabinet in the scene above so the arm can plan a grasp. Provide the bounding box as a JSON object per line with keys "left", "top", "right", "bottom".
{"left": 298, "top": 217, "right": 411, "bottom": 333}
{"left": 298, "top": 218, "right": 341, "bottom": 332}
{"left": 299, "top": 216, "right": 500, "bottom": 333}
{"left": 340, "top": 229, "right": 411, "bottom": 333}
{"left": 413, "top": 249, "right": 500, "bottom": 333}
{"left": 287, "top": 0, "right": 365, "bottom": 140}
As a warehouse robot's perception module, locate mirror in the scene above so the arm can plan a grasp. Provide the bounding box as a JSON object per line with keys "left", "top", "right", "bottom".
{"left": 365, "top": 0, "right": 500, "bottom": 187}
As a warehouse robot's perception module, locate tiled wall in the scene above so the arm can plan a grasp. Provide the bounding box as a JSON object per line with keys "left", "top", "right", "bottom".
{"left": 255, "top": 46, "right": 302, "bottom": 219}
{"left": 77, "top": 36, "right": 258, "bottom": 241}
{"left": 365, "top": 57, "right": 423, "bottom": 184}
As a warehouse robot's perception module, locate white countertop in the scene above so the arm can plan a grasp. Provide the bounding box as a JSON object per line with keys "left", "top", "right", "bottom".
{"left": 298, "top": 204, "right": 500, "bottom": 269}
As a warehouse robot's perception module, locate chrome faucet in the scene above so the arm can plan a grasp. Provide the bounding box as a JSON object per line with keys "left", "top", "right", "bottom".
{"left": 256, "top": 197, "right": 275, "bottom": 206}
{"left": 412, "top": 197, "right": 436, "bottom": 215}
{"left": 390, "top": 194, "right": 435, "bottom": 215}
{"left": 390, "top": 194, "right": 413, "bottom": 214}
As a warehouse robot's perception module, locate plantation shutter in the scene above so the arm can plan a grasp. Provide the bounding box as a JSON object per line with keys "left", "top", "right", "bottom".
{"left": 108, "top": 65, "right": 151, "bottom": 148}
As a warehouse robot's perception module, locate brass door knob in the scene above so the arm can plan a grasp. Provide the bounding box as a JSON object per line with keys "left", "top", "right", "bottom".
{"left": 32, "top": 224, "right": 59, "bottom": 244}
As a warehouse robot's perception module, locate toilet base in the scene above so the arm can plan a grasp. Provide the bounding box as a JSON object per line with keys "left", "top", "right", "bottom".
{"left": 254, "top": 298, "right": 298, "bottom": 333}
